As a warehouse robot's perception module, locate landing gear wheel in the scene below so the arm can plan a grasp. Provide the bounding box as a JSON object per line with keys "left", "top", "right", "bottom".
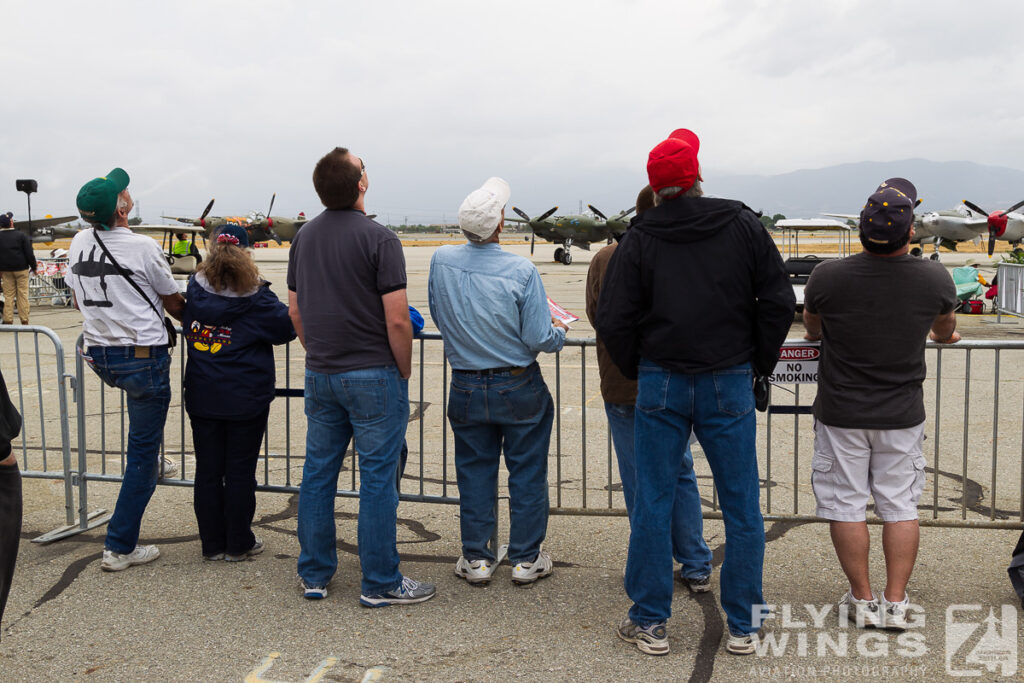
{"left": 561, "top": 250, "right": 572, "bottom": 265}
{"left": 553, "top": 247, "right": 564, "bottom": 262}
{"left": 930, "top": 253, "right": 940, "bottom": 261}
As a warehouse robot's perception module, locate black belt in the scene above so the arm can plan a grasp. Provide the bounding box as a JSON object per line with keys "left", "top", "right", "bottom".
{"left": 452, "top": 365, "right": 529, "bottom": 377}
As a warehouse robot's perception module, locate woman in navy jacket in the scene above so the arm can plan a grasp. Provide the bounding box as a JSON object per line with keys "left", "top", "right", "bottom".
{"left": 183, "top": 225, "right": 295, "bottom": 561}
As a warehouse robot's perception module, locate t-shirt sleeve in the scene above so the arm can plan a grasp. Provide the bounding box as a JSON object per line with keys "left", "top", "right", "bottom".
{"left": 286, "top": 234, "right": 299, "bottom": 292}
{"left": 376, "top": 235, "right": 406, "bottom": 295}
{"left": 803, "top": 268, "right": 821, "bottom": 314}
{"left": 143, "top": 240, "right": 179, "bottom": 296}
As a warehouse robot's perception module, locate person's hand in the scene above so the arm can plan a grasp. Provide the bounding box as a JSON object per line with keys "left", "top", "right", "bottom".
{"left": 803, "top": 332, "right": 821, "bottom": 341}
{"left": 552, "top": 318, "right": 568, "bottom": 331}
{"left": 930, "top": 330, "right": 961, "bottom": 344}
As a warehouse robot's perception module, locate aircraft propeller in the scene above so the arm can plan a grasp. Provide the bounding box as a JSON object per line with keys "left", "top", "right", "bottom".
{"left": 962, "top": 198, "right": 1024, "bottom": 256}
{"left": 512, "top": 206, "right": 557, "bottom": 255}
{"left": 588, "top": 204, "right": 607, "bottom": 220}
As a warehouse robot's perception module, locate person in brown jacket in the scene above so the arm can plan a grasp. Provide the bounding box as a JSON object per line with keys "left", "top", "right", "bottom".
{"left": 585, "top": 185, "right": 712, "bottom": 593}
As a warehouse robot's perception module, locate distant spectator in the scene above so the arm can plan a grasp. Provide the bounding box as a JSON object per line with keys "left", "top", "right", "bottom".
{"left": 803, "top": 177, "right": 958, "bottom": 631}
{"left": 182, "top": 224, "right": 295, "bottom": 562}
{"left": 0, "top": 212, "right": 38, "bottom": 325}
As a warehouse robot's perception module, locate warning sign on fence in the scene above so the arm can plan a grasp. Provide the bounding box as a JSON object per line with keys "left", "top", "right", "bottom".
{"left": 769, "top": 343, "right": 820, "bottom": 384}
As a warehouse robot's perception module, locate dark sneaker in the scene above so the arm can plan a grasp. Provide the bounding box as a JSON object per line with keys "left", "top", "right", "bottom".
{"left": 225, "top": 538, "right": 264, "bottom": 562}
{"left": 359, "top": 576, "right": 436, "bottom": 607}
{"left": 678, "top": 570, "right": 711, "bottom": 593}
{"left": 617, "top": 617, "right": 669, "bottom": 656}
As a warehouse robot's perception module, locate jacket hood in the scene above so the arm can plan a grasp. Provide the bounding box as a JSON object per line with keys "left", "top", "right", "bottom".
{"left": 186, "top": 273, "right": 259, "bottom": 325}
{"left": 635, "top": 196, "right": 747, "bottom": 244}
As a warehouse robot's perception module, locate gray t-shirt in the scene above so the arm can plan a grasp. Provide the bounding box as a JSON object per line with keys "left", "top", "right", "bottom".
{"left": 803, "top": 252, "right": 956, "bottom": 429}
{"left": 287, "top": 209, "right": 406, "bottom": 374}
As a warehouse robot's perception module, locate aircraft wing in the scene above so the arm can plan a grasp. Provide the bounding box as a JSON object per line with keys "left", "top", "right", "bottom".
{"left": 821, "top": 213, "right": 858, "bottom": 224}
{"left": 19, "top": 215, "right": 78, "bottom": 229}
{"left": 131, "top": 224, "right": 206, "bottom": 235}
{"left": 160, "top": 215, "right": 199, "bottom": 225}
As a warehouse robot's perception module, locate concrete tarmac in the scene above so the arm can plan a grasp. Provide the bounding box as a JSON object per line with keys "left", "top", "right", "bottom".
{"left": 1, "top": 238, "right": 1022, "bottom": 681}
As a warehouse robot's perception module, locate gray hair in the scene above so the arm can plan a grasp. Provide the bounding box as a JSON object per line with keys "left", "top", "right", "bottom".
{"left": 116, "top": 191, "right": 131, "bottom": 211}
{"left": 653, "top": 179, "right": 703, "bottom": 205}
{"left": 462, "top": 227, "right": 498, "bottom": 243}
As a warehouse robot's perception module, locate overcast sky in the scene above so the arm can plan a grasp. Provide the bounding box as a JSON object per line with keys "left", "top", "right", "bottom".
{"left": 2, "top": 1, "right": 1022, "bottom": 224}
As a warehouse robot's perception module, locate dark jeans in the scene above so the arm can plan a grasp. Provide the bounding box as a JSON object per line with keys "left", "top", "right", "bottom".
{"left": 83, "top": 345, "right": 172, "bottom": 554}
{"left": 0, "top": 462, "right": 21, "bottom": 638}
{"left": 189, "top": 409, "right": 269, "bottom": 557}
{"left": 447, "top": 362, "right": 554, "bottom": 564}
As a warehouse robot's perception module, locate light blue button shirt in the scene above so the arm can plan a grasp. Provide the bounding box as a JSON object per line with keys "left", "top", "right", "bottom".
{"left": 428, "top": 242, "right": 566, "bottom": 370}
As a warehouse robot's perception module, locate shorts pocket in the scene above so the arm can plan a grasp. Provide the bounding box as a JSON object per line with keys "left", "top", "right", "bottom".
{"left": 811, "top": 449, "right": 836, "bottom": 510}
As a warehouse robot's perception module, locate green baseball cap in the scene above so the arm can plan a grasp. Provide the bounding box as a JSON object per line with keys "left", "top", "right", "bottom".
{"left": 76, "top": 168, "right": 130, "bottom": 229}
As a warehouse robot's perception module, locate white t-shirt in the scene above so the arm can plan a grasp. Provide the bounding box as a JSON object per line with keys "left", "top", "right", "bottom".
{"left": 66, "top": 226, "right": 179, "bottom": 347}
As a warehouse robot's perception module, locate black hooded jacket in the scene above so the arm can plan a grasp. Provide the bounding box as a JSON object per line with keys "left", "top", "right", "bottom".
{"left": 595, "top": 195, "right": 795, "bottom": 379}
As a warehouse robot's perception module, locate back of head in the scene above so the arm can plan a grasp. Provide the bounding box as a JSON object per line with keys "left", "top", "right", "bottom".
{"left": 458, "top": 177, "right": 511, "bottom": 242}
{"left": 635, "top": 185, "right": 655, "bottom": 217}
{"left": 76, "top": 168, "right": 130, "bottom": 229}
{"left": 859, "top": 177, "right": 917, "bottom": 254}
{"left": 199, "top": 225, "right": 260, "bottom": 294}
{"left": 312, "top": 147, "right": 362, "bottom": 210}
{"left": 647, "top": 129, "right": 702, "bottom": 201}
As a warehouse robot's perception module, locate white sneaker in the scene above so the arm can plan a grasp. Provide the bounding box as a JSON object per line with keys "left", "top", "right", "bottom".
{"left": 838, "top": 590, "right": 881, "bottom": 628}
{"left": 159, "top": 457, "right": 178, "bottom": 478}
{"left": 101, "top": 545, "right": 161, "bottom": 572}
{"left": 880, "top": 592, "right": 910, "bottom": 631}
{"left": 726, "top": 634, "right": 756, "bottom": 655}
{"left": 455, "top": 556, "right": 496, "bottom": 585}
{"left": 511, "top": 550, "right": 553, "bottom": 585}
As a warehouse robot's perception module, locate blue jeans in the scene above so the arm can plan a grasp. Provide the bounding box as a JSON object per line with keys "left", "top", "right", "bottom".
{"left": 626, "top": 360, "right": 764, "bottom": 636}
{"left": 447, "top": 363, "right": 553, "bottom": 564}
{"left": 83, "top": 346, "right": 172, "bottom": 555}
{"left": 297, "top": 366, "right": 408, "bottom": 596}
{"left": 605, "top": 402, "right": 712, "bottom": 579}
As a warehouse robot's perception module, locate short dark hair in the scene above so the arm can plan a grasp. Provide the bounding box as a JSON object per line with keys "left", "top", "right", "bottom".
{"left": 635, "top": 185, "right": 655, "bottom": 217}
{"left": 859, "top": 229, "right": 911, "bottom": 254}
{"left": 312, "top": 147, "right": 363, "bottom": 210}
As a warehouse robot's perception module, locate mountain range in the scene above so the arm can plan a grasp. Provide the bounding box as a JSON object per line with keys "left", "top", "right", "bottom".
{"left": 710, "top": 159, "right": 1024, "bottom": 219}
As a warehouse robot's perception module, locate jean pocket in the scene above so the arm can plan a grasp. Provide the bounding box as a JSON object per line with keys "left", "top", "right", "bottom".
{"left": 713, "top": 368, "right": 754, "bottom": 417}
{"left": 497, "top": 376, "right": 547, "bottom": 422}
{"left": 341, "top": 378, "right": 387, "bottom": 421}
{"left": 108, "top": 361, "right": 156, "bottom": 400}
{"left": 447, "top": 385, "right": 473, "bottom": 425}
{"left": 636, "top": 366, "right": 669, "bottom": 413}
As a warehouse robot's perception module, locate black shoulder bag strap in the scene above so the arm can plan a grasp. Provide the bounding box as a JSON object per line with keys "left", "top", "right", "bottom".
{"left": 91, "top": 228, "right": 178, "bottom": 348}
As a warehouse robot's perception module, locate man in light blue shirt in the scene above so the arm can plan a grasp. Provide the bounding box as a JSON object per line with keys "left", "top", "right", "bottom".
{"left": 428, "top": 177, "right": 566, "bottom": 587}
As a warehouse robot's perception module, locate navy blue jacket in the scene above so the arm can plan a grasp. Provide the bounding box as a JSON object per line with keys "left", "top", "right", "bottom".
{"left": 183, "top": 274, "right": 296, "bottom": 420}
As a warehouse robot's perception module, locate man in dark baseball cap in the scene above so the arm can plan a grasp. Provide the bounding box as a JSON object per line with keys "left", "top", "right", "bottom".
{"left": 803, "top": 177, "right": 958, "bottom": 632}
{"left": 76, "top": 168, "right": 130, "bottom": 229}
{"left": 859, "top": 177, "right": 918, "bottom": 252}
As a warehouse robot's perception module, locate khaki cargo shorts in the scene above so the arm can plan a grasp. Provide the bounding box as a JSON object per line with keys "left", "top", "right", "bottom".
{"left": 811, "top": 420, "right": 926, "bottom": 522}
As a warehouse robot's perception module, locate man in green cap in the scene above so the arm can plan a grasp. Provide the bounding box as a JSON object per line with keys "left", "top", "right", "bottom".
{"left": 65, "top": 168, "right": 186, "bottom": 572}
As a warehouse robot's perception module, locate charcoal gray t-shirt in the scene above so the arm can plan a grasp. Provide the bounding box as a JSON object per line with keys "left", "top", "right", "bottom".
{"left": 803, "top": 252, "right": 956, "bottom": 429}
{"left": 287, "top": 209, "right": 406, "bottom": 374}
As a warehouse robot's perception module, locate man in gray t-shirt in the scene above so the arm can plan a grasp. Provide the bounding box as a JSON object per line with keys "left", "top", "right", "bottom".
{"left": 287, "top": 147, "right": 434, "bottom": 607}
{"left": 803, "top": 177, "right": 958, "bottom": 632}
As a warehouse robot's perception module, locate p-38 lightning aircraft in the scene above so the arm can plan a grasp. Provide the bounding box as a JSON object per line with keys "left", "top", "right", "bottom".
{"left": 163, "top": 194, "right": 307, "bottom": 244}
{"left": 8, "top": 214, "right": 81, "bottom": 243}
{"left": 506, "top": 204, "right": 636, "bottom": 265}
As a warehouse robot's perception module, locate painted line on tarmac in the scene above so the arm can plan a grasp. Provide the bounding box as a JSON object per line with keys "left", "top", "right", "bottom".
{"left": 243, "top": 651, "right": 340, "bottom": 683}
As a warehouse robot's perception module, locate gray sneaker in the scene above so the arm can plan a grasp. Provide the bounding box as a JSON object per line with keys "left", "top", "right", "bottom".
{"left": 678, "top": 570, "right": 712, "bottom": 593}
{"left": 617, "top": 617, "right": 669, "bottom": 656}
{"left": 359, "top": 576, "right": 436, "bottom": 607}
{"left": 225, "top": 537, "right": 264, "bottom": 562}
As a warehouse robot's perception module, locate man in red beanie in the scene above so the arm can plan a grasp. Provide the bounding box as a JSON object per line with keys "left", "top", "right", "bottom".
{"left": 598, "top": 129, "right": 794, "bottom": 656}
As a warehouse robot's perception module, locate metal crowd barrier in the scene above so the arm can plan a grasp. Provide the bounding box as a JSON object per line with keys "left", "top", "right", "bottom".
{"left": 996, "top": 262, "right": 1024, "bottom": 321}
{"left": 0, "top": 325, "right": 78, "bottom": 541}
{"left": 6, "top": 326, "right": 1024, "bottom": 543}
{"left": 27, "top": 257, "right": 72, "bottom": 307}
